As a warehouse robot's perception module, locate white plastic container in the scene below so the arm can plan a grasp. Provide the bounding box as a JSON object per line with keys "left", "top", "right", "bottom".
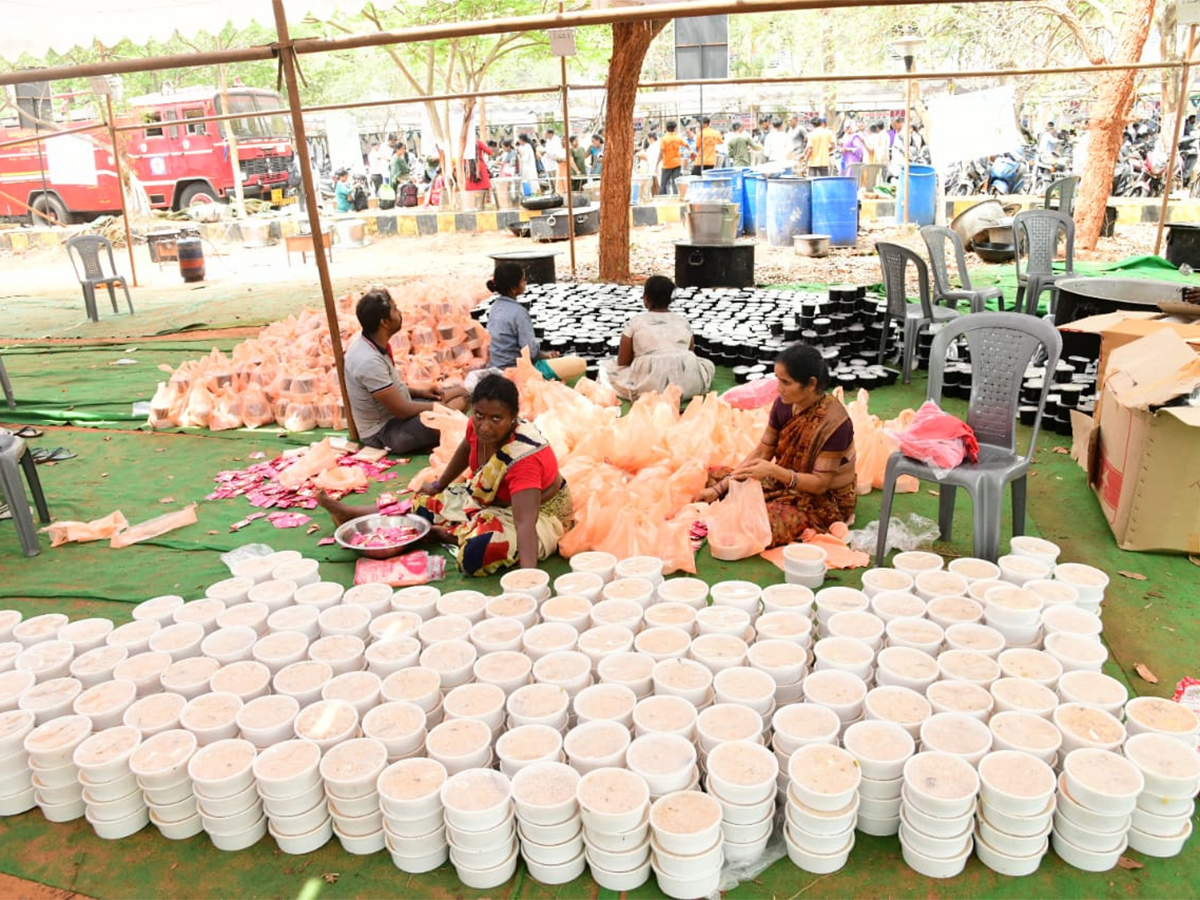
{"left": 772, "top": 703, "right": 840, "bottom": 754}
{"left": 293, "top": 699, "right": 359, "bottom": 753}
{"left": 925, "top": 680, "right": 994, "bottom": 721}
{"left": 19, "top": 677, "right": 83, "bottom": 725}
{"left": 472, "top": 651, "right": 533, "bottom": 695}
{"left": 600, "top": 577, "right": 655, "bottom": 609}
{"left": 1062, "top": 747, "right": 1144, "bottom": 816}
{"left": 1124, "top": 732, "right": 1200, "bottom": 798}
{"left": 919, "top": 712, "right": 993, "bottom": 767}
{"left": 418, "top": 639, "right": 477, "bottom": 689}
{"left": 56, "top": 620, "right": 112, "bottom": 655}
{"left": 364, "top": 637, "right": 422, "bottom": 678}
{"left": 1043, "top": 632, "right": 1108, "bottom": 673}
{"left": 874, "top": 646, "right": 939, "bottom": 693}
{"left": 872, "top": 592, "right": 927, "bottom": 625}
{"left": 236, "top": 694, "right": 300, "bottom": 749}
{"left": 129, "top": 728, "right": 197, "bottom": 791}
{"left": 706, "top": 740, "right": 778, "bottom": 806}
{"left": 810, "top": 638, "right": 874, "bottom": 682}
{"left": 499, "top": 568, "right": 552, "bottom": 601}
{"left": 1124, "top": 696, "right": 1200, "bottom": 745}
{"left": 860, "top": 568, "right": 915, "bottom": 598}
{"left": 989, "top": 711, "right": 1062, "bottom": 764}
{"left": 440, "top": 766, "right": 513, "bottom": 833}
{"left": 936, "top": 649, "right": 1001, "bottom": 688}
{"left": 321, "top": 736, "right": 388, "bottom": 801}
{"left": 977, "top": 749, "right": 1057, "bottom": 818}
{"left": 746, "top": 639, "right": 807, "bottom": 687}
{"left": 596, "top": 652, "right": 655, "bottom": 698}
{"left": 842, "top": 719, "right": 915, "bottom": 781}
{"left": 573, "top": 683, "right": 637, "bottom": 729}
{"left": 947, "top": 557, "right": 1002, "bottom": 584}
{"left": 626, "top": 733, "right": 697, "bottom": 797}
{"left": 506, "top": 683, "right": 570, "bottom": 731}
{"left": 632, "top": 695, "right": 698, "bottom": 741}
{"left": 863, "top": 685, "right": 932, "bottom": 738}
{"left": 469, "top": 617, "right": 525, "bottom": 656}
{"left": 696, "top": 703, "right": 764, "bottom": 752}
{"left": 188, "top": 737, "right": 257, "bottom": 801}
{"left": 293, "top": 581, "right": 345, "bottom": 612}
{"left": 69, "top": 645, "right": 129, "bottom": 690}
{"left": 990, "top": 677, "right": 1058, "bottom": 719}
{"left": 158, "top": 657, "right": 218, "bottom": 700}
{"left": 495, "top": 723, "right": 562, "bottom": 776}
{"left": 891, "top": 551, "right": 944, "bottom": 578}
{"left": 73, "top": 680, "right": 137, "bottom": 731}
{"left": 649, "top": 790, "right": 722, "bottom": 857}
{"left": 426, "top": 719, "right": 493, "bottom": 775}
{"left": 1054, "top": 703, "right": 1126, "bottom": 754}
{"left": 801, "top": 669, "right": 868, "bottom": 722}
{"left": 925, "top": 596, "right": 984, "bottom": 630}
{"left": 1052, "top": 562, "right": 1109, "bottom": 605}
{"left": 577, "top": 766, "right": 649, "bottom": 834}
{"left": 563, "top": 720, "right": 631, "bottom": 775}
{"left": 322, "top": 670, "right": 383, "bottom": 718}
{"left": 271, "top": 659, "right": 332, "bottom": 707}
{"left": 902, "top": 752, "right": 979, "bottom": 819}
{"left": 712, "top": 666, "right": 777, "bottom": 717}
{"left": 443, "top": 682, "right": 505, "bottom": 732}
{"left": 14, "top": 613, "right": 68, "bottom": 648}
{"left": 577, "top": 626, "right": 636, "bottom": 670}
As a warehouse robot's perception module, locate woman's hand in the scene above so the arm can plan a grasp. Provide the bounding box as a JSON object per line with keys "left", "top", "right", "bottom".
{"left": 695, "top": 486, "right": 720, "bottom": 504}
{"left": 417, "top": 480, "right": 441, "bottom": 496}
{"left": 732, "top": 459, "right": 780, "bottom": 483}
{"left": 544, "top": 350, "right": 562, "bottom": 359}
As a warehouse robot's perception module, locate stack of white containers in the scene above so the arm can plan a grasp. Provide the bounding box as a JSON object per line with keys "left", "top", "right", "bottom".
{"left": 842, "top": 719, "right": 914, "bottom": 836}
{"left": 974, "top": 749, "right": 1056, "bottom": 875}
{"left": 578, "top": 767, "right": 652, "bottom": 891}
{"left": 23, "top": 713, "right": 90, "bottom": 822}
{"left": 377, "top": 757, "right": 449, "bottom": 873}
{"left": 188, "top": 737, "right": 265, "bottom": 851}
{"left": 74, "top": 725, "right": 147, "bottom": 839}
{"left": 705, "top": 740, "right": 777, "bottom": 863}
{"left": 898, "top": 751, "right": 978, "bottom": 878}
{"left": 254, "top": 739, "right": 332, "bottom": 854}
{"left": 129, "top": 729, "right": 202, "bottom": 840}
{"left": 321, "top": 737, "right": 387, "bottom": 854}
{"left": 649, "top": 790, "right": 725, "bottom": 899}
{"left": 511, "top": 761, "right": 585, "bottom": 884}
{"left": 441, "top": 767, "right": 519, "bottom": 889}
{"left": 1123, "top": 733, "right": 1200, "bottom": 857}
{"left": 784, "top": 743, "right": 859, "bottom": 873}
{"left": 0, "top": 710, "right": 36, "bottom": 815}
{"left": 781, "top": 543, "right": 827, "bottom": 588}
{"left": 1051, "top": 748, "right": 1142, "bottom": 870}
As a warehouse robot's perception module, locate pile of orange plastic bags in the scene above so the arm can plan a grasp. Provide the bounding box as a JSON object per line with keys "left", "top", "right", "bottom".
{"left": 408, "top": 355, "right": 770, "bottom": 574}
{"left": 148, "top": 280, "right": 490, "bottom": 433}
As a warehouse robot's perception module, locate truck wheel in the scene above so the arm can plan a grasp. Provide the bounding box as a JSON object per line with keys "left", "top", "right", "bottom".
{"left": 30, "top": 194, "right": 70, "bottom": 226}
{"left": 178, "top": 183, "right": 218, "bottom": 208}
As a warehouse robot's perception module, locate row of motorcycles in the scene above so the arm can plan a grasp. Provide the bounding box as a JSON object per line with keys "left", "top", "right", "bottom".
{"left": 946, "top": 119, "right": 1200, "bottom": 198}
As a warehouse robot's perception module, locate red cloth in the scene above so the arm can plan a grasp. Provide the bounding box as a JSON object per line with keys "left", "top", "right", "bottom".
{"left": 466, "top": 420, "right": 558, "bottom": 503}
{"left": 895, "top": 401, "right": 980, "bottom": 471}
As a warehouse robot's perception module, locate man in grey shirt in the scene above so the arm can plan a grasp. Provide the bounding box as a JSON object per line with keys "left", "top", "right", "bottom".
{"left": 343, "top": 289, "right": 467, "bottom": 454}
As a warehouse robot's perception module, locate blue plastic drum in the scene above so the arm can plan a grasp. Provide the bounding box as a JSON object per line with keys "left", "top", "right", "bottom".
{"left": 743, "top": 173, "right": 767, "bottom": 237}
{"left": 765, "top": 177, "right": 812, "bottom": 248}
{"left": 810, "top": 176, "right": 858, "bottom": 247}
{"left": 895, "top": 164, "right": 937, "bottom": 225}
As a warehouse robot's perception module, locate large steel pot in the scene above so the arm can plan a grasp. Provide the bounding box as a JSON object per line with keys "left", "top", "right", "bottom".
{"left": 950, "top": 198, "right": 1007, "bottom": 250}
{"left": 685, "top": 202, "right": 739, "bottom": 244}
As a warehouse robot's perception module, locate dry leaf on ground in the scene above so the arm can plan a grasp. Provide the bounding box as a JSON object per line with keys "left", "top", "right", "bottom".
{"left": 1134, "top": 663, "right": 1159, "bottom": 685}
{"left": 1119, "top": 571, "right": 1148, "bottom": 581}
{"left": 1117, "top": 856, "right": 1144, "bottom": 870}
{"left": 1052, "top": 447, "right": 1070, "bottom": 454}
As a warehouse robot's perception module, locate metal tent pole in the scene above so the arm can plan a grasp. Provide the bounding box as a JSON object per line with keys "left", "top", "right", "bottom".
{"left": 271, "top": 0, "right": 357, "bottom": 441}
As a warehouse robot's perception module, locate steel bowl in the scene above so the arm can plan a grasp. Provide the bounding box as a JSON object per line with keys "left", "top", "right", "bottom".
{"left": 333, "top": 514, "right": 431, "bottom": 559}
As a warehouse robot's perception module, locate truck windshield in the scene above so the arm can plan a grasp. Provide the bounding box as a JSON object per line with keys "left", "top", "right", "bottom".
{"left": 216, "top": 94, "right": 290, "bottom": 140}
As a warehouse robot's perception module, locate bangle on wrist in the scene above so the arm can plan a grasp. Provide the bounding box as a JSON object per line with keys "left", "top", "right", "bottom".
{"left": 789, "top": 470, "right": 799, "bottom": 489}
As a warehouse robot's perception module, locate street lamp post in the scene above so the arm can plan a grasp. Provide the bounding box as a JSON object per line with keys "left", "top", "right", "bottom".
{"left": 892, "top": 33, "right": 925, "bottom": 225}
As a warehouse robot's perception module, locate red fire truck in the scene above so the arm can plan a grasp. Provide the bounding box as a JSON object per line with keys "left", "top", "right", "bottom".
{"left": 0, "top": 86, "right": 297, "bottom": 224}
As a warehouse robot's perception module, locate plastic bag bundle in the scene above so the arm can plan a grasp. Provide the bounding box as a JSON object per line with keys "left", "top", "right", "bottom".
{"left": 722, "top": 375, "right": 780, "bottom": 410}
{"left": 891, "top": 400, "right": 980, "bottom": 478}
{"left": 848, "top": 513, "right": 940, "bottom": 557}
{"left": 706, "top": 479, "right": 773, "bottom": 561}
{"left": 837, "top": 387, "right": 920, "bottom": 496}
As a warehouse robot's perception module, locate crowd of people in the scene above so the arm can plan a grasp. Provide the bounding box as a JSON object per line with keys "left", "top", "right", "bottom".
{"left": 630, "top": 113, "right": 928, "bottom": 194}
{"left": 323, "top": 263, "right": 856, "bottom": 576}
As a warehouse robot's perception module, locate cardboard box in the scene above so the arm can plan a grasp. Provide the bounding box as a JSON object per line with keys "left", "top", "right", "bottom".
{"left": 1088, "top": 329, "right": 1200, "bottom": 553}
{"left": 1059, "top": 311, "right": 1200, "bottom": 390}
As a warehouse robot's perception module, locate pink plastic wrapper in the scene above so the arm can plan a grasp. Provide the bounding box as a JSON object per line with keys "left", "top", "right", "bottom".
{"left": 892, "top": 401, "right": 980, "bottom": 477}
{"left": 722, "top": 376, "right": 779, "bottom": 409}
{"left": 354, "top": 551, "right": 445, "bottom": 586}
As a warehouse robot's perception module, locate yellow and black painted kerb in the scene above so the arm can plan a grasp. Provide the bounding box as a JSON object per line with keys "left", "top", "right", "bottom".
{"left": 3, "top": 197, "right": 1199, "bottom": 253}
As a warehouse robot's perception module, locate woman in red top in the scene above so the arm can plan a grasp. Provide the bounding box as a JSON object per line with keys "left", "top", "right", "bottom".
{"left": 321, "top": 374, "right": 571, "bottom": 576}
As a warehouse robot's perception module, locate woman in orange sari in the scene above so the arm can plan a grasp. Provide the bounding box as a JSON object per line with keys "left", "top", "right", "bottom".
{"left": 698, "top": 344, "right": 856, "bottom": 547}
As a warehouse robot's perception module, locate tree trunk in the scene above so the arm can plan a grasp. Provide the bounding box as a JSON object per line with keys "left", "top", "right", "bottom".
{"left": 1076, "top": 0, "right": 1156, "bottom": 251}
{"left": 599, "top": 19, "right": 667, "bottom": 282}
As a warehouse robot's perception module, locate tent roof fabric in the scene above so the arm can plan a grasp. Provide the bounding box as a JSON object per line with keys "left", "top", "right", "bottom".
{"left": 0, "top": 0, "right": 366, "bottom": 62}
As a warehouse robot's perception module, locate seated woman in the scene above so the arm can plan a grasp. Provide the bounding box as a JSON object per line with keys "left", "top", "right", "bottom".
{"left": 485, "top": 262, "right": 586, "bottom": 382}
{"left": 600, "top": 274, "right": 715, "bottom": 401}
{"left": 696, "top": 343, "right": 856, "bottom": 546}
{"left": 319, "top": 374, "right": 572, "bottom": 577}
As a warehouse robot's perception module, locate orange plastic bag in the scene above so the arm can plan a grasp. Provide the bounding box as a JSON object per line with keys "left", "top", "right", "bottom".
{"left": 41, "top": 511, "right": 130, "bottom": 547}
{"left": 706, "top": 479, "right": 772, "bottom": 560}
{"left": 111, "top": 504, "right": 198, "bottom": 548}
{"left": 312, "top": 466, "right": 368, "bottom": 493}
{"left": 241, "top": 382, "right": 274, "bottom": 429}
{"left": 278, "top": 439, "right": 341, "bottom": 489}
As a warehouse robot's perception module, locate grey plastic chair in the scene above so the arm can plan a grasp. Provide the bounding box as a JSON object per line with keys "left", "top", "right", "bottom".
{"left": 0, "top": 355, "right": 13, "bottom": 410}
{"left": 875, "top": 242, "right": 961, "bottom": 384}
{"left": 874, "top": 313, "right": 1062, "bottom": 563}
{"left": 1013, "top": 210, "right": 1075, "bottom": 317}
{"left": 921, "top": 226, "right": 1005, "bottom": 313}
{"left": 1044, "top": 176, "right": 1080, "bottom": 216}
{"left": 65, "top": 236, "right": 134, "bottom": 323}
{"left": 0, "top": 434, "right": 49, "bottom": 557}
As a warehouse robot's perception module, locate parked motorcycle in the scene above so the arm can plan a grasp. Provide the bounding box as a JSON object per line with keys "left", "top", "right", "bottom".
{"left": 988, "top": 152, "right": 1029, "bottom": 196}
{"left": 947, "top": 157, "right": 988, "bottom": 196}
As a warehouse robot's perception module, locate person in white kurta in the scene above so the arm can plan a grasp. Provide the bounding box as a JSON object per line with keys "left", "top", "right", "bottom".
{"left": 600, "top": 275, "right": 715, "bottom": 402}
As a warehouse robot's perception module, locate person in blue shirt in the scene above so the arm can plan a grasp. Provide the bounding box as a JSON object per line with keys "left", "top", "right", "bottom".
{"left": 334, "top": 169, "right": 353, "bottom": 213}
{"left": 485, "top": 262, "right": 585, "bottom": 382}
